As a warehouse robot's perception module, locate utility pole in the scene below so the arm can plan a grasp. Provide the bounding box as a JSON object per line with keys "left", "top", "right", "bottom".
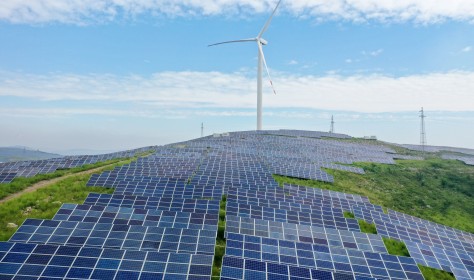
{"left": 201, "top": 123, "right": 204, "bottom": 138}
{"left": 329, "top": 115, "right": 335, "bottom": 134}
{"left": 420, "top": 108, "right": 427, "bottom": 154}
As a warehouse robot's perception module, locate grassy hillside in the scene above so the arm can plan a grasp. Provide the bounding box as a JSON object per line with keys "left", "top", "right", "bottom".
{"left": 0, "top": 173, "right": 114, "bottom": 241}
{"left": 274, "top": 157, "right": 474, "bottom": 233}
{"left": 0, "top": 153, "right": 151, "bottom": 240}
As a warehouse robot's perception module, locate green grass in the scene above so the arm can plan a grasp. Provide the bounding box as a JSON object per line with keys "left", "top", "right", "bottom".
{"left": 343, "top": 211, "right": 355, "bottom": 218}
{"left": 418, "top": 265, "right": 456, "bottom": 280}
{"left": 0, "top": 158, "right": 124, "bottom": 200}
{"left": 0, "top": 174, "right": 114, "bottom": 241}
{"left": 358, "top": 220, "right": 377, "bottom": 234}
{"left": 382, "top": 237, "right": 410, "bottom": 257}
{"left": 212, "top": 195, "right": 227, "bottom": 279}
{"left": 0, "top": 155, "right": 149, "bottom": 241}
{"left": 272, "top": 156, "right": 474, "bottom": 233}
{"left": 346, "top": 212, "right": 379, "bottom": 235}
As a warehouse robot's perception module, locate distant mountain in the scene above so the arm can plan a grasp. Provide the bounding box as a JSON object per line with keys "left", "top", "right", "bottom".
{"left": 0, "top": 147, "right": 62, "bottom": 163}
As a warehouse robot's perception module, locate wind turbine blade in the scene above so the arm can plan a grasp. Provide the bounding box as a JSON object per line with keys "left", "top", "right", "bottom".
{"left": 257, "top": 0, "right": 282, "bottom": 38}
{"left": 208, "top": 38, "right": 256, "bottom": 47}
{"left": 257, "top": 41, "right": 277, "bottom": 95}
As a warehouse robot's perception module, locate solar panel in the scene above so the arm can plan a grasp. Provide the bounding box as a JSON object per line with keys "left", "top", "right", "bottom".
{"left": 374, "top": 219, "right": 474, "bottom": 254}
{"left": 226, "top": 187, "right": 384, "bottom": 213}
{"left": 388, "top": 210, "right": 474, "bottom": 243}
{"left": 224, "top": 215, "right": 387, "bottom": 253}
{"left": 83, "top": 193, "right": 220, "bottom": 214}
{"left": 0, "top": 172, "right": 16, "bottom": 183}
{"left": 404, "top": 239, "right": 474, "bottom": 280}
{"left": 225, "top": 201, "right": 360, "bottom": 231}
{"left": 225, "top": 232, "right": 425, "bottom": 280}
{"left": 221, "top": 255, "right": 378, "bottom": 280}
{"left": 52, "top": 204, "right": 219, "bottom": 230}
{"left": 284, "top": 184, "right": 370, "bottom": 203}
{"left": 10, "top": 219, "right": 216, "bottom": 255}
{"left": 0, "top": 241, "right": 213, "bottom": 279}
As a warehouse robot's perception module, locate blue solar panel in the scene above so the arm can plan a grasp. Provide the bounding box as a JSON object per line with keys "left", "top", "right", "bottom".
{"left": 83, "top": 193, "right": 220, "bottom": 214}
{"left": 225, "top": 201, "right": 360, "bottom": 231}
{"left": 10, "top": 219, "right": 216, "bottom": 255}
{"left": 225, "top": 232, "right": 424, "bottom": 280}
{"left": 51, "top": 204, "right": 219, "bottom": 229}
{"left": 221, "top": 255, "right": 379, "bottom": 280}
{"left": 0, "top": 242, "right": 213, "bottom": 279}
{"left": 224, "top": 215, "right": 387, "bottom": 253}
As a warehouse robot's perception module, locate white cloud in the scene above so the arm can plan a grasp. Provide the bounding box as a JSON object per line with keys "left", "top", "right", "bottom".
{"left": 1, "top": 70, "right": 474, "bottom": 113}
{"left": 288, "top": 60, "right": 299, "bottom": 65}
{"left": 345, "top": 59, "right": 353, "bottom": 63}
{"left": 462, "top": 46, "right": 472, "bottom": 52}
{"left": 370, "top": 49, "right": 383, "bottom": 56}
{"left": 362, "top": 49, "right": 384, "bottom": 57}
{"left": 1, "top": 0, "right": 474, "bottom": 24}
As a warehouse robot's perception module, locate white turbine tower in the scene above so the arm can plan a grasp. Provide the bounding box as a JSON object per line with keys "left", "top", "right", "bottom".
{"left": 209, "top": 0, "right": 281, "bottom": 131}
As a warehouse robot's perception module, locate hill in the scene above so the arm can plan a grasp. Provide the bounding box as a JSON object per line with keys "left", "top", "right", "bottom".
{"left": 0, "top": 147, "right": 62, "bottom": 162}
{"left": 0, "top": 130, "right": 472, "bottom": 280}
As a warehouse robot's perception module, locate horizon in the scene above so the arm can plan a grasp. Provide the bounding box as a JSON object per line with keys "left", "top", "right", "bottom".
{"left": 2, "top": 128, "right": 474, "bottom": 157}
{"left": 1, "top": 1, "right": 473, "bottom": 151}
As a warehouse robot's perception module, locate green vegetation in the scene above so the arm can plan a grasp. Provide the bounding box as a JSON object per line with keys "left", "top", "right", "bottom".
{"left": 0, "top": 154, "right": 152, "bottom": 241}
{"left": 358, "top": 220, "right": 377, "bottom": 234}
{"left": 212, "top": 195, "right": 227, "bottom": 279}
{"left": 342, "top": 211, "right": 377, "bottom": 234}
{"left": 0, "top": 174, "right": 114, "bottom": 241}
{"left": 382, "top": 237, "right": 410, "bottom": 257}
{"left": 273, "top": 156, "right": 474, "bottom": 233}
{"left": 0, "top": 158, "right": 122, "bottom": 200}
{"left": 343, "top": 211, "right": 355, "bottom": 218}
{"left": 418, "top": 265, "right": 456, "bottom": 280}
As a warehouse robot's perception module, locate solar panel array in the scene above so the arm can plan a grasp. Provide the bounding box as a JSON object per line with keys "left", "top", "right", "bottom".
{"left": 11, "top": 219, "right": 216, "bottom": 255}
{"left": 441, "top": 154, "right": 474, "bottom": 166}
{"left": 225, "top": 216, "right": 387, "bottom": 253}
{"left": 2, "top": 129, "right": 473, "bottom": 279}
{"left": 225, "top": 232, "right": 424, "bottom": 280}
{"left": 0, "top": 146, "right": 156, "bottom": 184}
{"left": 0, "top": 242, "right": 213, "bottom": 279}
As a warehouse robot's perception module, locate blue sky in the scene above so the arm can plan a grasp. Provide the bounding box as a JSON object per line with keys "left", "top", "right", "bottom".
{"left": 1, "top": 1, "right": 474, "bottom": 154}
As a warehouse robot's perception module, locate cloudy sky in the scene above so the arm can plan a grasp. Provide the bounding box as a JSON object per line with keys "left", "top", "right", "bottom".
{"left": 1, "top": 0, "right": 474, "bottom": 154}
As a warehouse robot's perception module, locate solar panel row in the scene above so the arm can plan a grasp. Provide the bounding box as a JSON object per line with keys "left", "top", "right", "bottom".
{"left": 11, "top": 219, "right": 216, "bottom": 255}
{"left": 224, "top": 216, "right": 387, "bottom": 254}
{"left": 226, "top": 201, "right": 360, "bottom": 231}
{"left": 225, "top": 232, "right": 424, "bottom": 280}
{"left": 0, "top": 241, "right": 213, "bottom": 280}
{"left": 0, "top": 146, "right": 156, "bottom": 183}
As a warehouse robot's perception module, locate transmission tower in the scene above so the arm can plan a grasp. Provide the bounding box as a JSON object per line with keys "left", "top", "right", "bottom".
{"left": 329, "top": 115, "right": 335, "bottom": 134}
{"left": 201, "top": 123, "right": 204, "bottom": 138}
{"left": 419, "top": 108, "right": 427, "bottom": 153}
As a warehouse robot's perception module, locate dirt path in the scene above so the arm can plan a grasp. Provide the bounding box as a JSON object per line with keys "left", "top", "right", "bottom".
{"left": 0, "top": 163, "right": 118, "bottom": 204}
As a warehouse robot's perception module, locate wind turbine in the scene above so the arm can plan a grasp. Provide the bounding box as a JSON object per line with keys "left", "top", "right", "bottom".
{"left": 209, "top": 0, "right": 281, "bottom": 131}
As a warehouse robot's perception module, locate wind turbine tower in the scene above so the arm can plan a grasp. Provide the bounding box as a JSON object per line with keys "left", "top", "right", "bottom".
{"left": 330, "top": 115, "right": 335, "bottom": 134}
{"left": 209, "top": 0, "right": 281, "bottom": 130}
{"left": 201, "top": 123, "right": 204, "bottom": 138}
{"left": 419, "top": 108, "right": 427, "bottom": 153}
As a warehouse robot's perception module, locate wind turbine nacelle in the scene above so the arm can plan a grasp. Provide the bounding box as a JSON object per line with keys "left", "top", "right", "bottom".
{"left": 259, "top": 38, "right": 268, "bottom": 45}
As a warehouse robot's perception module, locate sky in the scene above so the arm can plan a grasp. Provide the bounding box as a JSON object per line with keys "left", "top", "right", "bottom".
{"left": 1, "top": 0, "right": 474, "bottom": 154}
